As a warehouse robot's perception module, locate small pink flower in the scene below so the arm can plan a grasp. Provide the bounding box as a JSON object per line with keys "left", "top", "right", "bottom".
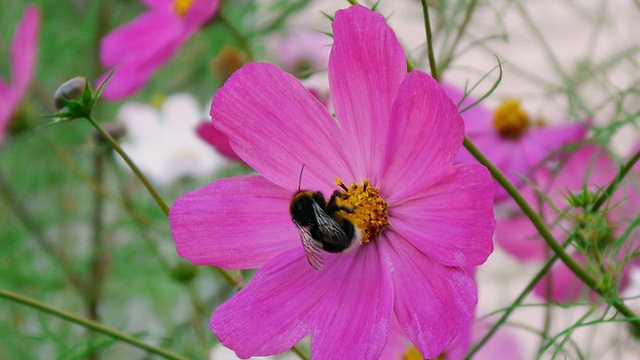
{"left": 170, "top": 5, "right": 495, "bottom": 359}
{"left": 0, "top": 5, "right": 39, "bottom": 145}
{"left": 496, "top": 145, "right": 640, "bottom": 302}
{"left": 443, "top": 85, "right": 588, "bottom": 202}
{"left": 381, "top": 316, "right": 522, "bottom": 360}
{"left": 98, "top": 0, "right": 219, "bottom": 100}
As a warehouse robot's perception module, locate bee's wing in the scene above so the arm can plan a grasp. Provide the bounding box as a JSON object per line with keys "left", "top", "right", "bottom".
{"left": 294, "top": 222, "right": 324, "bottom": 271}
{"left": 311, "top": 201, "right": 348, "bottom": 245}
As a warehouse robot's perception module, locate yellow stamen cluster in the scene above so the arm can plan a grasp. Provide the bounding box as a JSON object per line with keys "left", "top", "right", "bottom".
{"left": 174, "top": 0, "right": 194, "bottom": 16}
{"left": 402, "top": 346, "right": 424, "bottom": 360}
{"left": 492, "top": 99, "right": 530, "bottom": 139}
{"left": 335, "top": 178, "right": 389, "bottom": 243}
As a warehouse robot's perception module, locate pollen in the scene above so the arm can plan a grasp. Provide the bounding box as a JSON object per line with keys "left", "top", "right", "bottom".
{"left": 492, "top": 99, "right": 530, "bottom": 139}
{"left": 174, "top": 0, "right": 194, "bottom": 16}
{"left": 402, "top": 346, "right": 424, "bottom": 360}
{"left": 335, "top": 178, "right": 389, "bottom": 243}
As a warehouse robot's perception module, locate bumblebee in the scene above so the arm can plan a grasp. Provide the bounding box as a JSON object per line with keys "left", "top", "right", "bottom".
{"left": 290, "top": 190, "right": 362, "bottom": 271}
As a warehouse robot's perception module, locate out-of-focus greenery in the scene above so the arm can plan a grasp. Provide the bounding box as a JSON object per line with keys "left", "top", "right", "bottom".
{"left": 0, "top": 0, "right": 310, "bottom": 358}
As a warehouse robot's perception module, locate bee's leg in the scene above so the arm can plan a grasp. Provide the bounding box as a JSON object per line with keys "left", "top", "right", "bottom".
{"left": 327, "top": 191, "right": 354, "bottom": 214}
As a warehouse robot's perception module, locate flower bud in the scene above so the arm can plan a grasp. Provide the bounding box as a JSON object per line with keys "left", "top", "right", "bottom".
{"left": 53, "top": 76, "right": 87, "bottom": 111}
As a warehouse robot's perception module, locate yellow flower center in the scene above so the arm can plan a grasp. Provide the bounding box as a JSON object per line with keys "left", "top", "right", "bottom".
{"left": 492, "top": 99, "right": 530, "bottom": 139}
{"left": 174, "top": 0, "right": 193, "bottom": 16}
{"left": 402, "top": 346, "right": 424, "bottom": 360}
{"left": 335, "top": 179, "right": 389, "bottom": 243}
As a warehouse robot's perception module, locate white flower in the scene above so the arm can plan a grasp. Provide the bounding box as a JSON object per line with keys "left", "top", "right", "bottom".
{"left": 117, "top": 93, "right": 227, "bottom": 186}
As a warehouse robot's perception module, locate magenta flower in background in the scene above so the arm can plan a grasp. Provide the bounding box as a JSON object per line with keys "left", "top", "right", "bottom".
{"left": 266, "top": 30, "right": 330, "bottom": 78}
{"left": 98, "top": 0, "right": 219, "bottom": 100}
{"left": 443, "top": 85, "right": 588, "bottom": 202}
{"left": 195, "top": 121, "right": 244, "bottom": 163}
{"left": 380, "top": 316, "right": 522, "bottom": 360}
{"left": 0, "top": 5, "right": 39, "bottom": 145}
{"left": 170, "top": 5, "right": 495, "bottom": 359}
{"left": 496, "top": 145, "right": 640, "bottom": 302}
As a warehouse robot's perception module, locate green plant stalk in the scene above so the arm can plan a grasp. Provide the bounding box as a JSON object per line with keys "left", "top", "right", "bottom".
{"left": 463, "top": 137, "right": 640, "bottom": 329}
{"left": 464, "top": 252, "right": 562, "bottom": 359}
{"left": 592, "top": 147, "right": 640, "bottom": 211}
{"left": 0, "top": 289, "right": 189, "bottom": 360}
{"left": 87, "top": 140, "right": 108, "bottom": 360}
{"left": 466, "top": 144, "right": 640, "bottom": 356}
{"left": 86, "top": 117, "right": 307, "bottom": 357}
{"left": 438, "top": 0, "right": 478, "bottom": 72}
{"left": 0, "top": 171, "right": 86, "bottom": 291}
{"left": 420, "top": 0, "right": 439, "bottom": 81}
{"left": 85, "top": 116, "right": 170, "bottom": 216}
{"left": 216, "top": 12, "right": 255, "bottom": 61}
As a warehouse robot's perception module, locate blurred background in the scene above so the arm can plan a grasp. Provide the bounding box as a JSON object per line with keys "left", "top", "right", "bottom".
{"left": 1, "top": 0, "right": 640, "bottom": 359}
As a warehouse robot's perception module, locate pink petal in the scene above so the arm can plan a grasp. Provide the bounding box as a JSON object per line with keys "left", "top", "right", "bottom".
{"left": 196, "top": 122, "right": 243, "bottom": 162}
{"left": 99, "top": 11, "right": 182, "bottom": 67}
{"left": 99, "top": 35, "right": 185, "bottom": 100}
{"left": 521, "top": 122, "right": 587, "bottom": 167}
{"left": 210, "top": 248, "right": 319, "bottom": 357}
{"left": 387, "top": 164, "right": 495, "bottom": 267}
{"left": 169, "top": 175, "right": 298, "bottom": 269}
{"left": 328, "top": 5, "right": 407, "bottom": 181}
{"left": 441, "top": 83, "right": 493, "bottom": 136}
{"left": 311, "top": 242, "right": 393, "bottom": 359}
{"left": 183, "top": 0, "right": 219, "bottom": 29}
{"left": 495, "top": 216, "right": 548, "bottom": 261}
{"left": 380, "top": 71, "right": 464, "bottom": 194}
{"left": 382, "top": 235, "right": 477, "bottom": 358}
{"left": 141, "top": 0, "right": 171, "bottom": 9}
{"left": 211, "top": 62, "right": 354, "bottom": 194}
{"left": 211, "top": 244, "right": 393, "bottom": 359}
{"left": 534, "top": 254, "right": 588, "bottom": 302}
{"left": 10, "top": 5, "right": 39, "bottom": 95}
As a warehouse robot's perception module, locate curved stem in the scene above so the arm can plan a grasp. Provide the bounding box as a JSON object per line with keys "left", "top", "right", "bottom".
{"left": 592, "top": 147, "right": 640, "bottom": 212}
{"left": 420, "top": 0, "right": 439, "bottom": 81}
{"left": 0, "top": 171, "right": 86, "bottom": 291}
{"left": 85, "top": 116, "right": 170, "bottom": 217}
{"left": 463, "top": 137, "right": 640, "bottom": 329}
{"left": 464, "top": 252, "right": 562, "bottom": 359}
{"left": 0, "top": 289, "right": 189, "bottom": 360}
{"left": 216, "top": 13, "right": 255, "bottom": 62}
{"left": 439, "top": 0, "right": 478, "bottom": 72}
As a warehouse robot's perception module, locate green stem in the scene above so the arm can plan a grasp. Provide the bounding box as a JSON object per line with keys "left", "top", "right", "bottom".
{"left": 592, "top": 147, "right": 640, "bottom": 212}
{"left": 85, "top": 116, "right": 170, "bottom": 217}
{"left": 463, "top": 137, "right": 640, "bottom": 330}
{"left": 438, "top": 0, "right": 478, "bottom": 73}
{"left": 465, "top": 144, "right": 640, "bottom": 356}
{"left": 515, "top": 2, "right": 567, "bottom": 80}
{"left": 216, "top": 13, "right": 255, "bottom": 62}
{"left": 464, "top": 252, "right": 562, "bottom": 359}
{"left": 420, "top": 0, "right": 439, "bottom": 81}
{"left": 87, "top": 138, "right": 108, "bottom": 360}
{"left": 0, "top": 289, "right": 189, "bottom": 360}
{"left": 0, "top": 171, "right": 86, "bottom": 291}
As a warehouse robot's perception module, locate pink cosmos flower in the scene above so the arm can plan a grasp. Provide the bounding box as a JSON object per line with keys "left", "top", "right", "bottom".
{"left": 98, "top": 0, "right": 219, "bottom": 100}
{"left": 0, "top": 5, "right": 39, "bottom": 145}
{"left": 496, "top": 145, "right": 640, "bottom": 302}
{"left": 443, "top": 85, "right": 588, "bottom": 202}
{"left": 380, "top": 316, "right": 522, "bottom": 360}
{"left": 198, "top": 31, "right": 332, "bottom": 162}
{"left": 170, "top": 5, "right": 495, "bottom": 359}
